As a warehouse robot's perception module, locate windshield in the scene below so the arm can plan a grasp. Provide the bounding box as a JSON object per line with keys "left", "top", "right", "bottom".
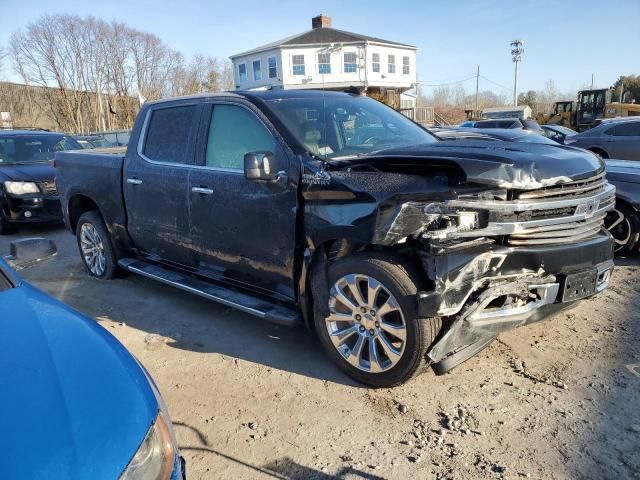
{"left": 263, "top": 94, "right": 437, "bottom": 160}
{"left": 0, "top": 134, "right": 81, "bottom": 165}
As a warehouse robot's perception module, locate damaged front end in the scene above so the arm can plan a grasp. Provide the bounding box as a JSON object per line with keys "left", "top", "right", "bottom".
{"left": 375, "top": 171, "right": 616, "bottom": 373}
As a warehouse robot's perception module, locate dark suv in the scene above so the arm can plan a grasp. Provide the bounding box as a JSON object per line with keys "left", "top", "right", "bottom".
{"left": 0, "top": 130, "right": 81, "bottom": 234}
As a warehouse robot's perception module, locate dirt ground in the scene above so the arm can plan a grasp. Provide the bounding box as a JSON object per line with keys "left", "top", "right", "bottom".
{"left": 3, "top": 225, "right": 639, "bottom": 480}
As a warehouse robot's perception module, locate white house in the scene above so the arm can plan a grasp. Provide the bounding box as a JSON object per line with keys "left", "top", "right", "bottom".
{"left": 230, "top": 15, "right": 417, "bottom": 104}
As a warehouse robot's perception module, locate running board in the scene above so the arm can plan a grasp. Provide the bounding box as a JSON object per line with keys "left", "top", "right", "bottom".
{"left": 118, "top": 258, "right": 299, "bottom": 327}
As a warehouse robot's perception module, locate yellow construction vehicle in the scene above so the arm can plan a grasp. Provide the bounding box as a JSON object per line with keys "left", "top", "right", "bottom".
{"left": 536, "top": 100, "right": 574, "bottom": 127}
{"left": 605, "top": 102, "right": 640, "bottom": 118}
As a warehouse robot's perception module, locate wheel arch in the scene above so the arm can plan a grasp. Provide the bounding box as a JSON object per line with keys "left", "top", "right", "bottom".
{"left": 302, "top": 237, "right": 426, "bottom": 330}
{"left": 587, "top": 147, "right": 609, "bottom": 158}
{"left": 68, "top": 194, "right": 101, "bottom": 234}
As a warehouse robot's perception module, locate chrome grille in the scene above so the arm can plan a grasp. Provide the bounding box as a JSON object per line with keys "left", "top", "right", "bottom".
{"left": 447, "top": 178, "right": 616, "bottom": 246}
{"left": 517, "top": 172, "right": 606, "bottom": 200}
{"left": 39, "top": 181, "right": 58, "bottom": 196}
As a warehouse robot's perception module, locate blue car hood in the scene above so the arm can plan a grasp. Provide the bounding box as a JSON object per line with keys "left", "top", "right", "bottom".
{"left": 0, "top": 163, "right": 56, "bottom": 182}
{"left": 0, "top": 283, "right": 157, "bottom": 480}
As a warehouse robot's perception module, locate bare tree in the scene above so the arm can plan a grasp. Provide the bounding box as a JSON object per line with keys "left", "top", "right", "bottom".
{"left": 8, "top": 14, "right": 233, "bottom": 132}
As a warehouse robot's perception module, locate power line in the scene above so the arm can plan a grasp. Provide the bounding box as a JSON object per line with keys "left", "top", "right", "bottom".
{"left": 417, "top": 76, "right": 476, "bottom": 87}
{"left": 417, "top": 73, "right": 476, "bottom": 84}
{"left": 479, "top": 75, "right": 512, "bottom": 92}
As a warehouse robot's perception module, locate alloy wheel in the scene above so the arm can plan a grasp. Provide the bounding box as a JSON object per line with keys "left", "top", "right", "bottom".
{"left": 605, "top": 208, "right": 631, "bottom": 253}
{"left": 80, "top": 223, "right": 106, "bottom": 276}
{"left": 326, "top": 274, "right": 407, "bottom": 373}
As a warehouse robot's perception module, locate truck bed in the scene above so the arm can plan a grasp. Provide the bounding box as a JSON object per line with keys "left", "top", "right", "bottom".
{"left": 54, "top": 148, "right": 127, "bottom": 238}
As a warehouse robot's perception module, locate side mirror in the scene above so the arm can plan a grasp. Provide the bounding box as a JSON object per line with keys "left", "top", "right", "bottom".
{"left": 244, "top": 151, "right": 282, "bottom": 182}
{"left": 4, "top": 238, "right": 57, "bottom": 271}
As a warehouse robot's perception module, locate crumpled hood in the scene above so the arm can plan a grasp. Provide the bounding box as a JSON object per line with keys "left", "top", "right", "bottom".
{"left": 349, "top": 140, "right": 604, "bottom": 189}
{"left": 0, "top": 283, "right": 157, "bottom": 480}
{"left": 0, "top": 163, "right": 56, "bottom": 183}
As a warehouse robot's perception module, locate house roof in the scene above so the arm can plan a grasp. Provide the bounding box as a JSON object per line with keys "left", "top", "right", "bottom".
{"left": 230, "top": 27, "right": 416, "bottom": 59}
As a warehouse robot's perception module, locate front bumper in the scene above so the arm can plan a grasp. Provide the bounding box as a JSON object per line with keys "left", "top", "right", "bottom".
{"left": 1, "top": 193, "right": 63, "bottom": 224}
{"left": 419, "top": 230, "right": 614, "bottom": 368}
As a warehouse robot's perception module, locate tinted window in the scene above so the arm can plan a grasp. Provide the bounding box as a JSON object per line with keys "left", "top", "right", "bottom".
{"left": 143, "top": 106, "right": 197, "bottom": 164}
{"left": 608, "top": 122, "right": 640, "bottom": 136}
{"left": 205, "top": 105, "right": 275, "bottom": 170}
{"left": 0, "top": 134, "right": 80, "bottom": 165}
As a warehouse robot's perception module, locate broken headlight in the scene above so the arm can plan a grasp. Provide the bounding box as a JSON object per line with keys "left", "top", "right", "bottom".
{"left": 422, "top": 204, "right": 484, "bottom": 239}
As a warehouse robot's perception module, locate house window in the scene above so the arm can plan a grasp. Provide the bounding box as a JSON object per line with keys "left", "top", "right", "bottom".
{"left": 318, "top": 52, "right": 331, "bottom": 74}
{"left": 403, "top": 56, "right": 410, "bottom": 75}
{"left": 344, "top": 52, "right": 357, "bottom": 73}
{"left": 252, "top": 60, "right": 262, "bottom": 81}
{"left": 372, "top": 53, "right": 380, "bottom": 73}
{"left": 268, "top": 56, "right": 277, "bottom": 78}
{"left": 238, "top": 63, "right": 247, "bottom": 82}
{"left": 292, "top": 55, "right": 305, "bottom": 75}
{"left": 388, "top": 55, "right": 396, "bottom": 74}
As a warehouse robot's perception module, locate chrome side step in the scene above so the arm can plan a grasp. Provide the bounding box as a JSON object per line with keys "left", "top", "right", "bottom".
{"left": 118, "top": 258, "right": 299, "bottom": 327}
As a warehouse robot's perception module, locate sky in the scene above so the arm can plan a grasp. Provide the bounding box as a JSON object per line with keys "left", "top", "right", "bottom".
{"left": 1, "top": 0, "right": 638, "bottom": 98}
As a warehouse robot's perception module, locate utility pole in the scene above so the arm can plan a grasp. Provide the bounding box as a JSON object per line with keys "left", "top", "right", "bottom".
{"left": 591, "top": 73, "right": 594, "bottom": 89}
{"left": 620, "top": 80, "right": 624, "bottom": 103}
{"left": 475, "top": 65, "right": 480, "bottom": 112}
{"left": 510, "top": 39, "right": 524, "bottom": 106}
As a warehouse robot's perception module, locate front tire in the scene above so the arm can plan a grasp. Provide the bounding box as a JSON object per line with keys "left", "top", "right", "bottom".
{"left": 605, "top": 202, "right": 640, "bottom": 255}
{"left": 76, "top": 211, "right": 119, "bottom": 279}
{"left": 314, "top": 253, "right": 442, "bottom": 387}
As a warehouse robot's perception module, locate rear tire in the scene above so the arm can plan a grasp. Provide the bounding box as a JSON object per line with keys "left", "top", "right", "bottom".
{"left": 605, "top": 202, "right": 640, "bottom": 255}
{"left": 76, "top": 211, "right": 119, "bottom": 279}
{"left": 314, "top": 252, "right": 442, "bottom": 388}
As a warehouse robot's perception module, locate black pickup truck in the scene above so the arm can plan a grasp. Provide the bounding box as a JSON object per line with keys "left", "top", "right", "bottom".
{"left": 55, "top": 90, "right": 615, "bottom": 387}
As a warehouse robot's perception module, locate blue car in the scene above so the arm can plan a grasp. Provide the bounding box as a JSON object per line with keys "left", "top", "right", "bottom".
{"left": 0, "top": 238, "right": 185, "bottom": 480}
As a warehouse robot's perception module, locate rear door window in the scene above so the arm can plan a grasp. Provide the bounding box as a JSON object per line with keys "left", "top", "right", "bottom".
{"left": 143, "top": 105, "right": 198, "bottom": 164}
{"left": 608, "top": 122, "right": 640, "bottom": 136}
{"left": 205, "top": 104, "right": 276, "bottom": 170}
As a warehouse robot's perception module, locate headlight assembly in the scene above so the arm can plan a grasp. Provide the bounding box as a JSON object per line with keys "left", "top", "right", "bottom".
{"left": 4, "top": 181, "right": 40, "bottom": 195}
{"left": 120, "top": 412, "right": 176, "bottom": 480}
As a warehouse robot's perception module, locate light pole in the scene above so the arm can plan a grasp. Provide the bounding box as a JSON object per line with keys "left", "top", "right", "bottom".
{"left": 510, "top": 39, "right": 524, "bottom": 106}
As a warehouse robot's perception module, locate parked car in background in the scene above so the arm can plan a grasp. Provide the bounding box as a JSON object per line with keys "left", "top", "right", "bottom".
{"left": 0, "top": 238, "right": 185, "bottom": 480}
{"left": 563, "top": 117, "right": 640, "bottom": 159}
{"left": 95, "top": 129, "right": 131, "bottom": 147}
{"left": 604, "top": 159, "right": 640, "bottom": 254}
{"left": 433, "top": 127, "right": 557, "bottom": 144}
{"left": 473, "top": 118, "right": 523, "bottom": 129}
{"left": 0, "top": 130, "right": 81, "bottom": 234}
{"left": 541, "top": 124, "right": 578, "bottom": 144}
{"left": 55, "top": 90, "right": 615, "bottom": 387}
{"left": 73, "top": 135, "right": 116, "bottom": 149}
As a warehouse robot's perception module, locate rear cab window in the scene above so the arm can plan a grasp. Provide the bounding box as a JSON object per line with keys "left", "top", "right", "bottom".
{"left": 142, "top": 105, "right": 199, "bottom": 164}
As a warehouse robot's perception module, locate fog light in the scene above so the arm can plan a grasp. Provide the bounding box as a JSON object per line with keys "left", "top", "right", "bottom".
{"left": 24, "top": 211, "right": 32, "bottom": 218}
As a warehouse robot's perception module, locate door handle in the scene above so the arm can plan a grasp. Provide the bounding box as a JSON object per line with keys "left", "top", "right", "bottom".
{"left": 127, "top": 178, "right": 143, "bottom": 185}
{"left": 191, "top": 187, "right": 214, "bottom": 195}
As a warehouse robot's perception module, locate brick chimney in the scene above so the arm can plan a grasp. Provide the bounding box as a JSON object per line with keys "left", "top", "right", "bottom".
{"left": 312, "top": 14, "right": 332, "bottom": 29}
